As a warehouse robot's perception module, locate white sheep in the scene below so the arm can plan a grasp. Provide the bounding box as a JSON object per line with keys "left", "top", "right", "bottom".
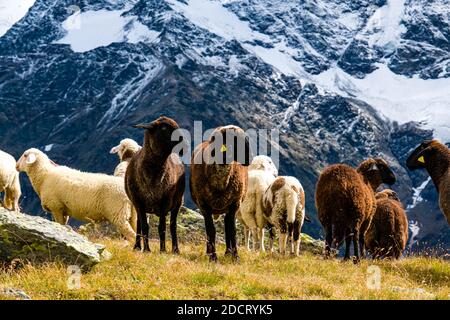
{"left": 16, "top": 148, "right": 136, "bottom": 242}
{"left": 0, "top": 149, "right": 21, "bottom": 211}
{"left": 238, "top": 155, "right": 278, "bottom": 252}
{"left": 263, "top": 176, "right": 306, "bottom": 256}
{"left": 110, "top": 138, "right": 141, "bottom": 177}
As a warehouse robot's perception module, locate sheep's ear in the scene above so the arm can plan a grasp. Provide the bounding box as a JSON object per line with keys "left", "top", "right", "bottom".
{"left": 133, "top": 123, "right": 153, "bottom": 129}
{"left": 110, "top": 145, "right": 120, "bottom": 154}
{"left": 26, "top": 153, "right": 37, "bottom": 164}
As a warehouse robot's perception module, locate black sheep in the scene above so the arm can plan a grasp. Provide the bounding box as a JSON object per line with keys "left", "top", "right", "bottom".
{"left": 125, "top": 116, "right": 186, "bottom": 253}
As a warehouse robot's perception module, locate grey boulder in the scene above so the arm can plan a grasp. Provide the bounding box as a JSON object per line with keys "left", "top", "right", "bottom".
{"left": 0, "top": 209, "right": 107, "bottom": 271}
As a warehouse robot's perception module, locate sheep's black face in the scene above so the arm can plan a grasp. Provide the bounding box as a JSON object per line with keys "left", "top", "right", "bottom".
{"left": 406, "top": 140, "right": 435, "bottom": 170}
{"left": 376, "top": 159, "right": 397, "bottom": 186}
{"left": 210, "top": 126, "right": 253, "bottom": 166}
{"left": 134, "top": 116, "right": 184, "bottom": 156}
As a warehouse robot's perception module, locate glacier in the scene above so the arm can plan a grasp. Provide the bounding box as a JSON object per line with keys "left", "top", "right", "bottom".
{"left": 54, "top": 9, "right": 160, "bottom": 53}
{"left": 0, "top": 0, "right": 36, "bottom": 37}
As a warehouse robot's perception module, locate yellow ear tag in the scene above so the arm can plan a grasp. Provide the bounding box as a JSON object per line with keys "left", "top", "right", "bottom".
{"left": 418, "top": 156, "right": 425, "bottom": 164}
{"left": 220, "top": 145, "right": 227, "bottom": 153}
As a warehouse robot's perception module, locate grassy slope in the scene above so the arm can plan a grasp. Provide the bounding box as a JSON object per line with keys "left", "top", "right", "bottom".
{"left": 0, "top": 238, "right": 449, "bottom": 300}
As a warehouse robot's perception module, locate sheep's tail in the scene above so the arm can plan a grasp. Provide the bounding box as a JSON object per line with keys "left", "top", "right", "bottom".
{"left": 284, "top": 188, "right": 299, "bottom": 224}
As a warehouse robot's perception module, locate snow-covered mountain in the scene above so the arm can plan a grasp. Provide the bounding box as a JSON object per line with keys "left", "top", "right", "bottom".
{"left": 0, "top": 0, "right": 448, "bottom": 253}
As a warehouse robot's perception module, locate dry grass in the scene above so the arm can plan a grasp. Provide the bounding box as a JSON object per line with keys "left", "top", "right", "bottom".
{"left": 0, "top": 238, "right": 449, "bottom": 300}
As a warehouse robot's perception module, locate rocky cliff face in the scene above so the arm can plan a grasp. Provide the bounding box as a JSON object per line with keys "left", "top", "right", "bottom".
{"left": 0, "top": 0, "right": 448, "bottom": 253}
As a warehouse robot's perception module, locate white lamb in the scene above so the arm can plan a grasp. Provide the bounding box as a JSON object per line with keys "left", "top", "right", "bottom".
{"left": 263, "top": 176, "right": 306, "bottom": 256}
{"left": 238, "top": 155, "right": 278, "bottom": 252}
{"left": 110, "top": 138, "right": 141, "bottom": 177}
{"left": 16, "top": 148, "right": 136, "bottom": 242}
{"left": 0, "top": 149, "right": 21, "bottom": 211}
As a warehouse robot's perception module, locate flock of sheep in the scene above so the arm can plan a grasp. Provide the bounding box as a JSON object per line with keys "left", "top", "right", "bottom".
{"left": 1, "top": 115, "right": 449, "bottom": 263}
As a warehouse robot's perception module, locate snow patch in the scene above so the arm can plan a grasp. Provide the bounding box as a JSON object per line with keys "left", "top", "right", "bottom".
{"left": 0, "top": 0, "right": 35, "bottom": 37}
{"left": 358, "top": 0, "right": 407, "bottom": 50}
{"left": 408, "top": 220, "right": 420, "bottom": 251}
{"left": 168, "top": 0, "right": 309, "bottom": 78}
{"left": 167, "top": 0, "right": 268, "bottom": 43}
{"left": 314, "top": 65, "right": 450, "bottom": 142}
{"left": 407, "top": 178, "right": 432, "bottom": 210}
{"left": 54, "top": 9, "right": 160, "bottom": 52}
{"left": 44, "top": 144, "right": 54, "bottom": 152}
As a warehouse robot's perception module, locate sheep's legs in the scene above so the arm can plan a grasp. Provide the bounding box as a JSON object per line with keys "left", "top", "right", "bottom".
{"left": 5, "top": 188, "right": 20, "bottom": 212}
{"left": 52, "top": 209, "right": 68, "bottom": 225}
{"left": 243, "top": 226, "right": 251, "bottom": 250}
{"left": 158, "top": 214, "right": 167, "bottom": 253}
{"left": 344, "top": 235, "right": 352, "bottom": 261}
{"left": 133, "top": 215, "right": 142, "bottom": 251}
{"left": 204, "top": 213, "right": 217, "bottom": 262}
{"left": 324, "top": 225, "right": 333, "bottom": 258}
{"left": 250, "top": 227, "right": 259, "bottom": 251}
{"left": 224, "top": 208, "right": 239, "bottom": 261}
{"left": 137, "top": 209, "right": 150, "bottom": 252}
{"left": 359, "top": 220, "right": 371, "bottom": 258}
{"left": 258, "top": 228, "right": 265, "bottom": 253}
{"left": 352, "top": 230, "right": 360, "bottom": 264}
{"left": 170, "top": 203, "right": 181, "bottom": 254}
{"left": 359, "top": 234, "right": 366, "bottom": 258}
{"left": 288, "top": 223, "right": 294, "bottom": 255}
{"left": 268, "top": 223, "right": 276, "bottom": 253}
{"left": 279, "top": 233, "right": 287, "bottom": 255}
{"left": 293, "top": 220, "right": 301, "bottom": 256}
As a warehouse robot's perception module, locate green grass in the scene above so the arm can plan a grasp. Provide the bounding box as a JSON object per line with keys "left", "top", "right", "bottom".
{"left": 0, "top": 238, "right": 449, "bottom": 300}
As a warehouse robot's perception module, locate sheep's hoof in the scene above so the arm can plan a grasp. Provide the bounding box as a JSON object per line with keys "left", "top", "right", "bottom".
{"left": 133, "top": 245, "right": 142, "bottom": 251}
{"left": 172, "top": 247, "right": 180, "bottom": 255}
{"left": 209, "top": 254, "right": 218, "bottom": 262}
{"left": 160, "top": 248, "right": 167, "bottom": 253}
{"left": 353, "top": 257, "right": 361, "bottom": 265}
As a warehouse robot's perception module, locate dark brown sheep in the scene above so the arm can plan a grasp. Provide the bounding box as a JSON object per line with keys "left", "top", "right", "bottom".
{"left": 407, "top": 140, "right": 450, "bottom": 225}
{"left": 190, "top": 125, "right": 252, "bottom": 261}
{"left": 365, "top": 189, "right": 408, "bottom": 259}
{"left": 125, "top": 116, "right": 185, "bottom": 253}
{"left": 315, "top": 158, "right": 396, "bottom": 262}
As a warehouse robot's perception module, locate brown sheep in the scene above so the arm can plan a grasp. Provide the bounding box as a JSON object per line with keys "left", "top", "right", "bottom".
{"left": 407, "top": 140, "right": 450, "bottom": 225}
{"left": 365, "top": 189, "right": 408, "bottom": 259}
{"left": 125, "top": 116, "right": 186, "bottom": 253}
{"left": 190, "top": 125, "right": 252, "bottom": 262}
{"left": 315, "top": 158, "right": 396, "bottom": 262}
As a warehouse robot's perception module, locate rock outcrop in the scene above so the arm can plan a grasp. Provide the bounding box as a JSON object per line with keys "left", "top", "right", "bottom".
{"left": 0, "top": 209, "right": 106, "bottom": 271}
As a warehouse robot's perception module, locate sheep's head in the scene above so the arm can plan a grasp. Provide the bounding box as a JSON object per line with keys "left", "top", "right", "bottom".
{"left": 133, "top": 116, "right": 185, "bottom": 157}
{"left": 16, "top": 148, "right": 55, "bottom": 172}
{"left": 248, "top": 155, "right": 278, "bottom": 177}
{"left": 208, "top": 125, "right": 253, "bottom": 166}
{"left": 357, "top": 158, "right": 396, "bottom": 191}
{"left": 110, "top": 138, "right": 141, "bottom": 161}
{"left": 406, "top": 140, "right": 448, "bottom": 171}
{"left": 375, "top": 189, "right": 401, "bottom": 202}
